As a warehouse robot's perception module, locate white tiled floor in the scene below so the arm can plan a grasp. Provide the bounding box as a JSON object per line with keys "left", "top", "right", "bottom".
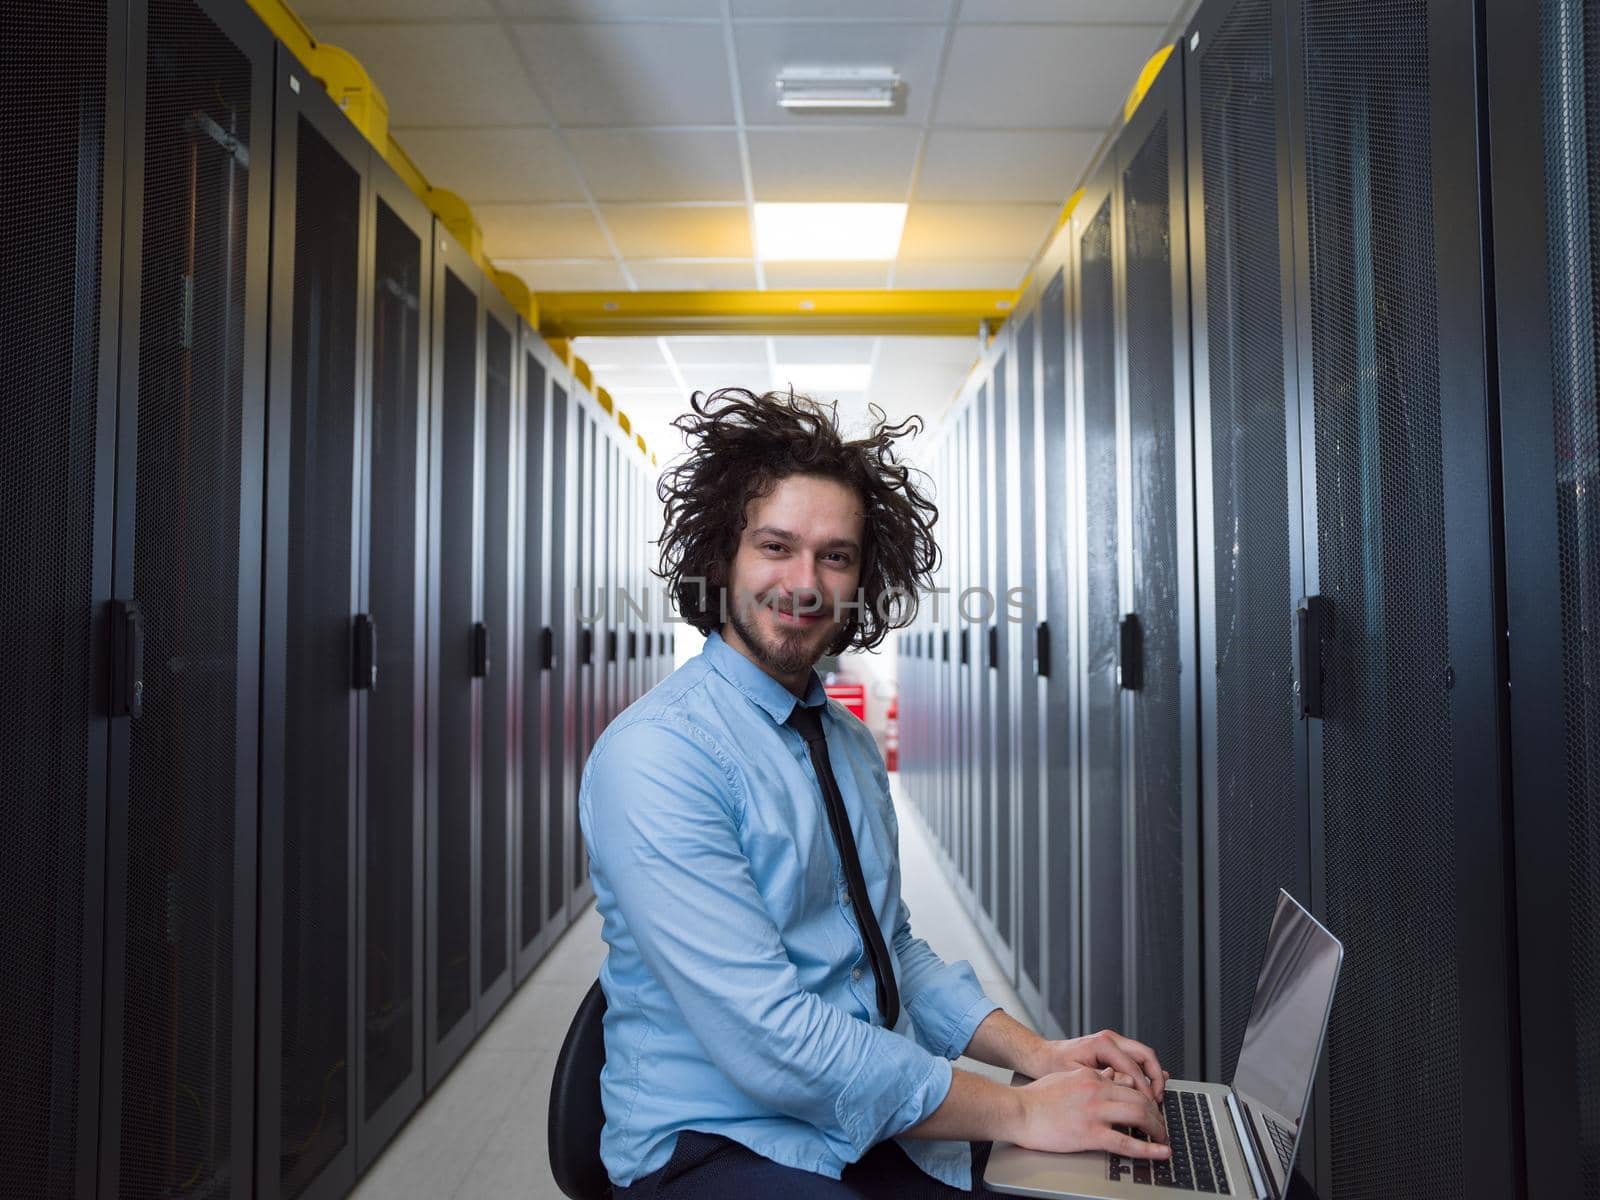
{"left": 352, "top": 781, "right": 1028, "bottom": 1199}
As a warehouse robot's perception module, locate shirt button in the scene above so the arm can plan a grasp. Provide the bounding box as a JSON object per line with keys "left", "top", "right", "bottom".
{"left": 852, "top": 967, "right": 863, "bottom": 982}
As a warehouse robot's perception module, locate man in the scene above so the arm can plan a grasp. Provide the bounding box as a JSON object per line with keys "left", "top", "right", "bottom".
{"left": 579, "top": 389, "right": 1171, "bottom": 1198}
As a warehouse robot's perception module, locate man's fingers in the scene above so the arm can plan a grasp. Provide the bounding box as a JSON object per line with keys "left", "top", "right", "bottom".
{"left": 1098, "top": 1128, "right": 1171, "bottom": 1160}
{"left": 1100, "top": 1030, "right": 1166, "bottom": 1100}
{"left": 1096, "top": 1042, "right": 1158, "bottom": 1102}
{"left": 1099, "top": 1096, "right": 1168, "bottom": 1143}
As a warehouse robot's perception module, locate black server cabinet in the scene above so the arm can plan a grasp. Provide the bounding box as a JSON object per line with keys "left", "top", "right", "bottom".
{"left": 1115, "top": 50, "right": 1199, "bottom": 1081}
{"left": 987, "top": 355, "right": 1017, "bottom": 969}
{"left": 1038, "top": 261, "right": 1081, "bottom": 1042}
{"left": 425, "top": 225, "right": 483, "bottom": 1089}
{"left": 548, "top": 379, "right": 576, "bottom": 936}
{"left": 479, "top": 285, "right": 517, "bottom": 1024}
{"left": 1486, "top": 0, "right": 1598, "bottom": 1194}
{"left": 100, "top": 0, "right": 273, "bottom": 1195}
{"left": 358, "top": 159, "right": 431, "bottom": 1168}
{"left": 517, "top": 333, "right": 555, "bottom": 981}
{"left": 976, "top": 382, "right": 996, "bottom": 938}
{"left": 961, "top": 403, "right": 979, "bottom": 897}
{"left": 259, "top": 50, "right": 367, "bottom": 1200}
{"left": 1285, "top": 0, "right": 1518, "bottom": 1195}
{"left": 2, "top": 2, "right": 124, "bottom": 1194}
{"left": 574, "top": 405, "right": 597, "bottom": 907}
{"left": 1074, "top": 161, "right": 1125, "bottom": 1041}
{"left": 1183, "top": 0, "right": 1313, "bottom": 1111}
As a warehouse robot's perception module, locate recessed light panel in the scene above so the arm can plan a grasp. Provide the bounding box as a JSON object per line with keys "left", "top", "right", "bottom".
{"left": 753, "top": 203, "right": 907, "bottom": 262}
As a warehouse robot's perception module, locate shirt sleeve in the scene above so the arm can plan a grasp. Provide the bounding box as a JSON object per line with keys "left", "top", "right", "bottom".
{"left": 580, "top": 715, "right": 953, "bottom": 1163}
{"left": 890, "top": 898, "right": 1001, "bottom": 1061}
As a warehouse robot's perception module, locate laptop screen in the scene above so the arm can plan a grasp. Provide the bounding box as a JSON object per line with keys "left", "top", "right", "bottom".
{"left": 1230, "top": 891, "right": 1343, "bottom": 1133}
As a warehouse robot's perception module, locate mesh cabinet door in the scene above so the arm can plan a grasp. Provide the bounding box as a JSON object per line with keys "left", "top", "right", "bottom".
{"left": 988, "top": 356, "right": 1017, "bottom": 965}
{"left": 1289, "top": 0, "right": 1518, "bottom": 1195}
{"left": 976, "top": 383, "right": 995, "bottom": 926}
{"left": 0, "top": 4, "right": 123, "bottom": 1194}
{"left": 1184, "top": 0, "right": 1312, "bottom": 1109}
{"left": 258, "top": 59, "right": 367, "bottom": 1200}
{"left": 1075, "top": 176, "right": 1126, "bottom": 1040}
{"left": 1116, "top": 49, "right": 1200, "bottom": 1082}
{"left": 1015, "top": 314, "right": 1046, "bottom": 1012}
{"left": 478, "top": 294, "right": 516, "bottom": 1023}
{"left": 425, "top": 230, "right": 483, "bottom": 1089}
{"left": 101, "top": 0, "right": 273, "bottom": 1194}
{"left": 1487, "top": 1, "right": 1600, "bottom": 1195}
{"left": 516, "top": 336, "right": 551, "bottom": 981}
{"left": 547, "top": 381, "right": 575, "bottom": 933}
{"left": 357, "top": 163, "right": 430, "bottom": 1167}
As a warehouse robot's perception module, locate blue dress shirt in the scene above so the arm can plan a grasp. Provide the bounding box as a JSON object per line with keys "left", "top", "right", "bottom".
{"left": 579, "top": 630, "right": 1000, "bottom": 1189}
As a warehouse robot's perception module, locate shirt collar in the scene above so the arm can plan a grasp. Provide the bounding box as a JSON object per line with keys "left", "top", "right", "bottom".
{"left": 702, "top": 629, "right": 828, "bottom": 726}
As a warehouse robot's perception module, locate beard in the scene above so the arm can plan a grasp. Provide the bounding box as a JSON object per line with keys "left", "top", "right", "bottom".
{"left": 726, "top": 586, "right": 837, "bottom": 678}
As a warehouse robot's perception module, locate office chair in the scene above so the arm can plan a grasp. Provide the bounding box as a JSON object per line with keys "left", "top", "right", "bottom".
{"left": 549, "top": 979, "right": 611, "bottom": 1200}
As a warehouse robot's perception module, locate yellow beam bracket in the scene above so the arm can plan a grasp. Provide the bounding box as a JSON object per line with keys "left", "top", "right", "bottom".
{"left": 1124, "top": 44, "right": 1176, "bottom": 125}
{"left": 636, "top": 434, "right": 647, "bottom": 455}
{"left": 537, "top": 289, "right": 1018, "bottom": 339}
{"left": 617, "top": 410, "right": 632, "bottom": 436}
{"left": 575, "top": 358, "right": 595, "bottom": 393}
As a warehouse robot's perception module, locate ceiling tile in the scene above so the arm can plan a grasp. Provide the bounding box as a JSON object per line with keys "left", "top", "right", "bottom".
{"left": 312, "top": 23, "right": 551, "bottom": 127}
{"left": 891, "top": 259, "right": 1031, "bottom": 287}
{"left": 567, "top": 130, "right": 745, "bottom": 202}
{"left": 500, "top": 0, "right": 721, "bottom": 15}
{"left": 478, "top": 205, "right": 610, "bottom": 259}
{"left": 626, "top": 261, "right": 761, "bottom": 289}
{"left": 394, "top": 128, "right": 584, "bottom": 203}
{"left": 665, "top": 337, "right": 772, "bottom": 365}
{"left": 958, "top": 0, "right": 1181, "bottom": 20}
{"left": 746, "top": 129, "right": 920, "bottom": 202}
{"left": 578, "top": 365, "right": 680, "bottom": 389}
{"left": 511, "top": 23, "right": 734, "bottom": 125}
{"left": 679, "top": 368, "right": 765, "bottom": 395}
{"left": 734, "top": 23, "right": 947, "bottom": 125}
{"left": 771, "top": 336, "right": 877, "bottom": 364}
{"left": 300, "top": 0, "right": 495, "bottom": 19}
{"left": 603, "top": 206, "right": 753, "bottom": 258}
{"left": 572, "top": 337, "right": 671, "bottom": 368}
{"left": 761, "top": 261, "right": 892, "bottom": 288}
{"left": 934, "top": 24, "right": 1167, "bottom": 128}
{"left": 734, "top": 0, "right": 949, "bottom": 17}
{"left": 917, "top": 129, "right": 1099, "bottom": 203}
{"left": 493, "top": 258, "right": 630, "bottom": 289}
{"left": 875, "top": 335, "right": 982, "bottom": 365}
{"left": 897, "top": 202, "right": 1055, "bottom": 260}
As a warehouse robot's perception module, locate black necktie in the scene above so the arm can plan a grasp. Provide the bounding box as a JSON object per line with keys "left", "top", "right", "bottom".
{"left": 786, "top": 703, "right": 900, "bottom": 1030}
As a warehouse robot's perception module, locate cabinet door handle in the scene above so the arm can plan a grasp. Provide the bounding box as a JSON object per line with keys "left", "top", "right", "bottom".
{"left": 1297, "top": 595, "right": 1330, "bottom": 719}
{"left": 111, "top": 599, "right": 145, "bottom": 719}
{"left": 473, "top": 622, "right": 490, "bottom": 679}
{"left": 1117, "top": 613, "right": 1142, "bottom": 691}
{"left": 1036, "top": 620, "right": 1050, "bottom": 678}
{"left": 540, "top": 626, "right": 555, "bottom": 670}
{"left": 353, "top": 613, "right": 377, "bottom": 691}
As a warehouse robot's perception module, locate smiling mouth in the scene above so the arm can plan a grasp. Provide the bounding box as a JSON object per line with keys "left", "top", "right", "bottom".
{"left": 772, "top": 607, "right": 827, "bottom": 626}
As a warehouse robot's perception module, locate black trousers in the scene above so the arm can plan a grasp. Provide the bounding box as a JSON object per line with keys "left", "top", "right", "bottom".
{"left": 614, "top": 1130, "right": 1008, "bottom": 1199}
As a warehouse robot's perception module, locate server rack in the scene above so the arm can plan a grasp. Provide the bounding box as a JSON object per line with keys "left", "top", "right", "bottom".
{"left": 547, "top": 376, "right": 577, "bottom": 936}
{"left": 1073, "top": 157, "right": 1126, "bottom": 1042}
{"left": 1485, "top": 0, "right": 1596, "bottom": 1194}
{"left": 4, "top": 2, "right": 125, "bottom": 1193}
{"left": 99, "top": 1, "right": 273, "bottom": 1194}
{"left": 516, "top": 332, "right": 557, "bottom": 981}
{"left": 1284, "top": 0, "right": 1518, "bottom": 1194}
{"left": 961, "top": 402, "right": 979, "bottom": 899}
{"left": 1113, "top": 49, "right": 1199, "bottom": 1082}
{"left": 357, "top": 151, "right": 431, "bottom": 1169}
{"left": 258, "top": 45, "right": 368, "bottom": 1200}
{"left": 424, "top": 222, "right": 483, "bottom": 1089}
{"left": 478, "top": 282, "right": 517, "bottom": 1026}
{"left": 1012, "top": 312, "right": 1044, "bottom": 1019}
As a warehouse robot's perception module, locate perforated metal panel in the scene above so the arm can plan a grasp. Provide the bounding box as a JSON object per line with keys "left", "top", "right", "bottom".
{"left": 992, "top": 361, "right": 1013, "bottom": 944}
{"left": 480, "top": 314, "right": 511, "bottom": 995}
{"left": 277, "top": 113, "right": 359, "bottom": 1197}
{"left": 0, "top": 3, "right": 108, "bottom": 1193}
{"left": 1041, "top": 272, "right": 1078, "bottom": 1035}
{"left": 119, "top": 2, "right": 254, "bottom": 1191}
{"left": 434, "top": 269, "right": 477, "bottom": 1041}
{"left": 520, "top": 351, "right": 548, "bottom": 954}
{"left": 1079, "top": 198, "right": 1123, "bottom": 1032}
{"left": 1539, "top": 1, "right": 1600, "bottom": 1186}
{"left": 1123, "top": 113, "right": 1186, "bottom": 1075}
{"left": 1300, "top": 3, "right": 1463, "bottom": 1194}
{"left": 547, "top": 384, "right": 570, "bottom": 920}
{"left": 1199, "top": 0, "right": 1301, "bottom": 1084}
{"left": 977, "top": 384, "right": 994, "bottom": 919}
{"left": 364, "top": 198, "right": 422, "bottom": 1121}
{"left": 1016, "top": 317, "right": 1042, "bottom": 992}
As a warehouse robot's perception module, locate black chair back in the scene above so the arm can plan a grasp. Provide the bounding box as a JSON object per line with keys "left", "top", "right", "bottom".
{"left": 548, "top": 979, "right": 611, "bottom": 1199}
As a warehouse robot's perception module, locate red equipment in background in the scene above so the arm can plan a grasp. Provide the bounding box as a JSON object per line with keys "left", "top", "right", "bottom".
{"left": 884, "top": 698, "right": 899, "bottom": 772}
{"left": 823, "top": 681, "right": 867, "bottom": 721}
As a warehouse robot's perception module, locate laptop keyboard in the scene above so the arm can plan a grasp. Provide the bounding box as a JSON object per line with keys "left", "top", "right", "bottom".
{"left": 1265, "top": 1114, "right": 1296, "bottom": 1175}
{"left": 1109, "top": 1089, "right": 1229, "bottom": 1193}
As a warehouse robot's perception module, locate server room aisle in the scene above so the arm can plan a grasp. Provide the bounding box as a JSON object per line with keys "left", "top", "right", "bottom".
{"left": 349, "top": 775, "right": 1027, "bottom": 1199}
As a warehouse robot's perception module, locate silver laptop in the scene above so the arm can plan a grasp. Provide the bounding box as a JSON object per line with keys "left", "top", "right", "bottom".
{"left": 984, "top": 890, "right": 1342, "bottom": 1200}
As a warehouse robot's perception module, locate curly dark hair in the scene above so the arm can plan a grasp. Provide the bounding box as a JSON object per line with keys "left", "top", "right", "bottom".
{"left": 655, "top": 387, "right": 939, "bottom": 655}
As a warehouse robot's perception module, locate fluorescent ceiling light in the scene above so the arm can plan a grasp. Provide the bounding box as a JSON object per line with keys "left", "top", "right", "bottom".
{"left": 753, "top": 203, "right": 907, "bottom": 262}
{"left": 777, "top": 67, "right": 901, "bottom": 110}
{"left": 772, "top": 363, "right": 873, "bottom": 393}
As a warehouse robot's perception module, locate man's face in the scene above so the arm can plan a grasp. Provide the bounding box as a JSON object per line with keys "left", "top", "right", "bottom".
{"left": 721, "top": 473, "right": 865, "bottom": 685}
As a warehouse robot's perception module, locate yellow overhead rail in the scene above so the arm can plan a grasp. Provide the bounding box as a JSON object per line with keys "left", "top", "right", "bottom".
{"left": 1124, "top": 44, "right": 1177, "bottom": 124}
{"left": 538, "top": 290, "right": 1018, "bottom": 339}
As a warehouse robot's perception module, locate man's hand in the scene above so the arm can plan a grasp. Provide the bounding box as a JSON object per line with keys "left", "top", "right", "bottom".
{"left": 1025, "top": 1029, "right": 1169, "bottom": 1105}
{"left": 1012, "top": 1067, "right": 1170, "bottom": 1159}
